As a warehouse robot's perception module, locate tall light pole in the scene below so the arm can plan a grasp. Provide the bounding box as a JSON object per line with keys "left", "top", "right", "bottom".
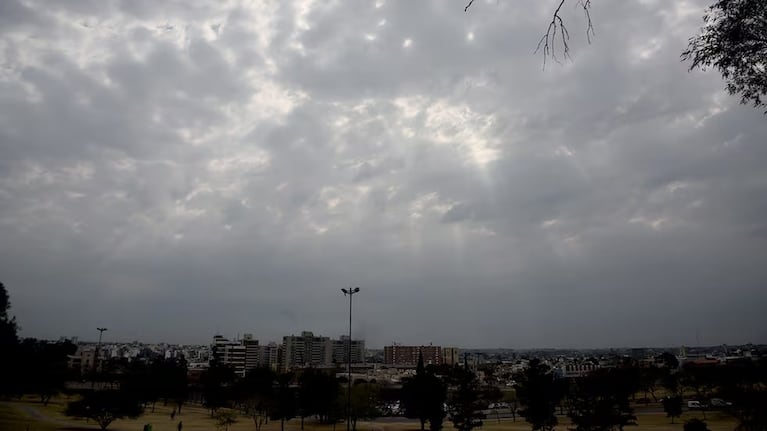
{"left": 341, "top": 287, "right": 360, "bottom": 431}
{"left": 95, "top": 327, "right": 107, "bottom": 373}
{"left": 92, "top": 327, "right": 107, "bottom": 389}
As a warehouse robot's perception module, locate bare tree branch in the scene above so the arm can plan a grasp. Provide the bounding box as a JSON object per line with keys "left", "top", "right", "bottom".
{"left": 466, "top": 0, "right": 595, "bottom": 69}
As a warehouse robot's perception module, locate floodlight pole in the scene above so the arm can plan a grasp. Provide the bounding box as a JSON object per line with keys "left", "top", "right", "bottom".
{"left": 94, "top": 327, "right": 107, "bottom": 388}
{"left": 341, "top": 287, "right": 360, "bottom": 431}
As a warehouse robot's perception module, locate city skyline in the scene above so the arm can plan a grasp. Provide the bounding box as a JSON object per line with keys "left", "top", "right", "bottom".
{"left": 2, "top": 1, "right": 766, "bottom": 349}
{"left": 29, "top": 329, "right": 762, "bottom": 352}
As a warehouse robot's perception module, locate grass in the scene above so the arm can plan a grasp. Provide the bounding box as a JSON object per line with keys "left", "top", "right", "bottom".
{"left": 0, "top": 397, "right": 740, "bottom": 431}
{"left": 0, "top": 401, "right": 70, "bottom": 431}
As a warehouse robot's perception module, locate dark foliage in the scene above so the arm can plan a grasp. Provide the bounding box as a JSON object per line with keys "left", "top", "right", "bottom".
{"left": 683, "top": 0, "right": 767, "bottom": 111}
{"left": 66, "top": 390, "right": 144, "bottom": 430}
{"left": 298, "top": 368, "right": 341, "bottom": 425}
{"left": 515, "top": 359, "right": 560, "bottom": 431}
{"left": 402, "top": 354, "right": 447, "bottom": 431}
{"left": 18, "top": 338, "right": 77, "bottom": 405}
{"left": 661, "top": 396, "right": 683, "bottom": 424}
{"left": 716, "top": 358, "right": 767, "bottom": 431}
{"left": 568, "top": 368, "right": 637, "bottom": 431}
{"left": 684, "top": 418, "right": 711, "bottom": 431}
{"left": 0, "top": 282, "right": 19, "bottom": 397}
{"left": 447, "top": 364, "right": 487, "bottom": 431}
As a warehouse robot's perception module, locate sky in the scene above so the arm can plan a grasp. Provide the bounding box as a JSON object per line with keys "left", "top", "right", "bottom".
{"left": 1, "top": 0, "right": 766, "bottom": 349}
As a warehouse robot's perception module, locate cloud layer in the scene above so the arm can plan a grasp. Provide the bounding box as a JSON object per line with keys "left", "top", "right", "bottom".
{"left": 1, "top": 0, "right": 765, "bottom": 348}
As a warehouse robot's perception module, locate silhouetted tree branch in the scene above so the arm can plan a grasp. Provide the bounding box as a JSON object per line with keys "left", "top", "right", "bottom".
{"left": 682, "top": 0, "right": 767, "bottom": 112}
{"left": 466, "top": 0, "right": 594, "bottom": 68}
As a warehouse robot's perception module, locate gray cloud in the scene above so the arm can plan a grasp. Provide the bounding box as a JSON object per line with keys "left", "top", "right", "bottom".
{"left": 1, "top": 0, "right": 765, "bottom": 348}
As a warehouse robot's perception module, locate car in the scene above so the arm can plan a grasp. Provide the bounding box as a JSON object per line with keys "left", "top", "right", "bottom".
{"left": 687, "top": 400, "right": 708, "bottom": 409}
{"left": 710, "top": 398, "right": 732, "bottom": 407}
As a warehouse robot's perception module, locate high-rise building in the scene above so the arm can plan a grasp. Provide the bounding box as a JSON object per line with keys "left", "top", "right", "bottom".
{"left": 243, "top": 333, "right": 259, "bottom": 372}
{"left": 281, "top": 331, "right": 333, "bottom": 371}
{"left": 211, "top": 335, "right": 247, "bottom": 377}
{"left": 332, "top": 335, "right": 365, "bottom": 365}
{"left": 257, "top": 342, "right": 280, "bottom": 370}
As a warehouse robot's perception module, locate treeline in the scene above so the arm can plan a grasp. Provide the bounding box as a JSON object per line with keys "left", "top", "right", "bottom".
{"left": 0, "top": 282, "right": 79, "bottom": 404}
{"left": 513, "top": 356, "right": 767, "bottom": 431}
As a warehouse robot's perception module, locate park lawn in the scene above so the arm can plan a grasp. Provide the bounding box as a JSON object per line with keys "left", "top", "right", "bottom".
{"left": 6, "top": 397, "right": 348, "bottom": 431}
{"left": 0, "top": 401, "right": 72, "bottom": 431}
{"left": 2, "top": 397, "right": 740, "bottom": 431}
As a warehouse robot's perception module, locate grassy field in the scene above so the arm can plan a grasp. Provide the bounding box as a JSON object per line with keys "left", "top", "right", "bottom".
{"left": 0, "top": 396, "right": 738, "bottom": 431}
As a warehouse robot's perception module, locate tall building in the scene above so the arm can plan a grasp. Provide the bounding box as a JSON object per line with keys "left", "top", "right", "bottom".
{"left": 211, "top": 335, "right": 247, "bottom": 377}
{"left": 281, "top": 331, "right": 333, "bottom": 371}
{"left": 384, "top": 345, "right": 443, "bottom": 366}
{"left": 257, "top": 342, "right": 280, "bottom": 370}
{"left": 243, "top": 333, "right": 259, "bottom": 371}
{"left": 332, "top": 335, "right": 365, "bottom": 365}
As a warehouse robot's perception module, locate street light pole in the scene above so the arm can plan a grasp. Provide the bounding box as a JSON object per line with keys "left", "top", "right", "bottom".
{"left": 94, "top": 327, "right": 107, "bottom": 388}
{"left": 341, "top": 287, "right": 360, "bottom": 431}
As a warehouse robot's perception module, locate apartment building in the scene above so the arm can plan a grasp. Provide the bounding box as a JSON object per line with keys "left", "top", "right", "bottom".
{"left": 281, "top": 331, "right": 333, "bottom": 371}
{"left": 384, "top": 344, "right": 443, "bottom": 366}
{"left": 332, "top": 335, "right": 366, "bottom": 365}
{"left": 211, "top": 335, "right": 246, "bottom": 376}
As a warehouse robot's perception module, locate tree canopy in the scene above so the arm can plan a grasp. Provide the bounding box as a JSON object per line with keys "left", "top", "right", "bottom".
{"left": 402, "top": 354, "right": 447, "bottom": 431}
{"left": 515, "top": 359, "right": 560, "bottom": 431}
{"left": 682, "top": 0, "right": 767, "bottom": 111}
{"left": 66, "top": 390, "right": 144, "bottom": 430}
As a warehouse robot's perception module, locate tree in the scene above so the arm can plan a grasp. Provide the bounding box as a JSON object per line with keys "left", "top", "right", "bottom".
{"left": 716, "top": 358, "right": 767, "bottom": 431}
{"left": 658, "top": 352, "right": 680, "bottom": 370}
{"left": 121, "top": 361, "right": 160, "bottom": 412}
{"left": 568, "top": 368, "right": 637, "bottom": 431}
{"left": 681, "top": 364, "right": 721, "bottom": 420}
{"left": 515, "top": 359, "right": 561, "bottom": 431}
{"left": 402, "top": 354, "right": 448, "bottom": 431}
{"left": 65, "top": 390, "right": 144, "bottom": 430}
{"left": 236, "top": 367, "right": 276, "bottom": 431}
{"left": 0, "top": 282, "right": 20, "bottom": 397}
{"left": 638, "top": 367, "right": 664, "bottom": 403}
{"left": 503, "top": 390, "right": 519, "bottom": 422}
{"left": 19, "top": 339, "right": 77, "bottom": 405}
{"left": 298, "top": 368, "right": 340, "bottom": 425}
{"left": 684, "top": 418, "right": 711, "bottom": 431}
{"left": 349, "top": 381, "right": 381, "bottom": 431}
{"left": 682, "top": 0, "right": 767, "bottom": 112}
{"left": 215, "top": 409, "right": 238, "bottom": 431}
{"left": 201, "top": 363, "right": 236, "bottom": 417}
{"left": 662, "top": 396, "right": 683, "bottom": 424}
{"left": 447, "top": 363, "right": 487, "bottom": 431}
{"left": 661, "top": 371, "right": 680, "bottom": 397}
{"left": 0, "top": 282, "right": 17, "bottom": 340}
{"left": 271, "top": 372, "right": 297, "bottom": 431}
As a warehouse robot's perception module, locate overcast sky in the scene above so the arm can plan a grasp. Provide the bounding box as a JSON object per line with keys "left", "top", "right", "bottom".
{"left": 1, "top": 0, "right": 766, "bottom": 349}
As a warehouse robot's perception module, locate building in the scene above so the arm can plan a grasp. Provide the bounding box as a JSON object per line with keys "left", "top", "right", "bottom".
{"left": 442, "top": 347, "right": 461, "bottom": 366}
{"left": 257, "top": 342, "right": 280, "bottom": 370}
{"left": 553, "top": 363, "right": 600, "bottom": 378}
{"left": 281, "top": 331, "right": 333, "bottom": 371}
{"left": 384, "top": 345, "right": 443, "bottom": 366}
{"left": 243, "top": 334, "right": 259, "bottom": 371}
{"left": 332, "top": 335, "right": 365, "bottom": 365}
{"left": 211, "top": 335, "right": 247, "bottom": 377}
{"left": 68, "top": 346, "right": 107, "bottom": 375}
